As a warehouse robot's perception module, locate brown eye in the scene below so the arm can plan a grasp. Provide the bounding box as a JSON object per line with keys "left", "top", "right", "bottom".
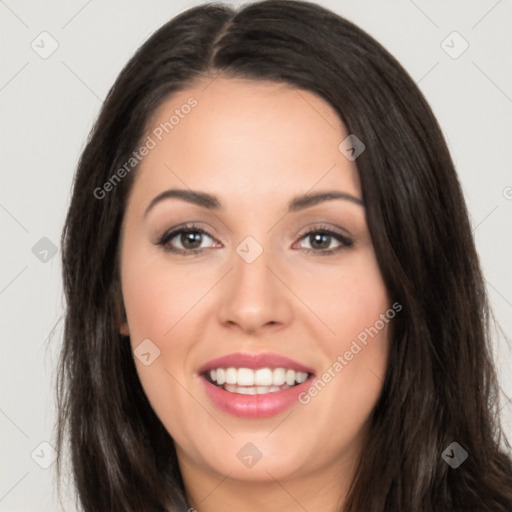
{"left": 295, "top": 226, "right": 353, "bottom": 255}
{"left": 307, "top": 232, "right": 333, "bottom": 250}
{"left": 178, "top": 230, "right": 204, "bottom": 250}
{"left": 156, "top": 224, "right": 218, "bottom": 255}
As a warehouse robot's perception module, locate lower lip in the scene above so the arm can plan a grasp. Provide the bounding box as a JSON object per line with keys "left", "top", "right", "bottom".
{"left": 201, "top": 376, "right": 313, "bottom": 418}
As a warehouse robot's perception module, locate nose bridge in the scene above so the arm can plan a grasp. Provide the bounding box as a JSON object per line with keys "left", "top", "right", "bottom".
{"left": 217, "top": 234, "right": 293, "bottom": 332}
{"left": 234, "top": 235, "right": 271, "bottom": 291}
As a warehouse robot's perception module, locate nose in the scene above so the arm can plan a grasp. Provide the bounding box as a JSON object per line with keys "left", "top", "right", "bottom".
{"left": 217, "top": 244, "right": 294, "bottom": 335}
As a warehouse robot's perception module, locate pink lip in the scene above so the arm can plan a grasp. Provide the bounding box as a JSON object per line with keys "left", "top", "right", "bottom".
{"left": 198, "top": 352, "right": 315, "bottom": 418}
{"left": 198, "top": 352, "right": 315, "bottom": 374}
{"left": 200, "top": 377, "right": 313, "bottom": 418}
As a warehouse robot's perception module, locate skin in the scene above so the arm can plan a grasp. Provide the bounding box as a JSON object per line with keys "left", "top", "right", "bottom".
{"left": 119, "top": 76, "right": 392, "bottom": 511}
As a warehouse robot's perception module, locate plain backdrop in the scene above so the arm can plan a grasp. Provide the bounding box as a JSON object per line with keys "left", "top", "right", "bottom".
{"left": 1, "top": 1, "right": 511, "bottom": 510}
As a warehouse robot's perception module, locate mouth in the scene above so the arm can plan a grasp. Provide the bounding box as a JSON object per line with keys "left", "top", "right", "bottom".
{"left": 204, "top": 367, "right": 312, "bottom": 395}
{"left": 198, "top": 352, "right": 316, "bottom": 418}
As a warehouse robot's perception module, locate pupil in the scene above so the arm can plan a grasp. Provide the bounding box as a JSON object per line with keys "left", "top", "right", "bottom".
{"left": 311, "top": 233, "right": 330, "bottom": 249}
{"left": 182, "top": 231, "right": 202, "bottom": 249}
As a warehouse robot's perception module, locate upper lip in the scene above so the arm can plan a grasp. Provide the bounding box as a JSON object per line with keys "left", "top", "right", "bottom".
{"left": 198, "top": 352, "right": 315, "bottom": 375}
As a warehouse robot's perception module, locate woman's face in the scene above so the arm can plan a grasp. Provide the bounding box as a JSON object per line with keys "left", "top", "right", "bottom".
{"left": 119, "top": 77, "right": 391, "bottom": 485}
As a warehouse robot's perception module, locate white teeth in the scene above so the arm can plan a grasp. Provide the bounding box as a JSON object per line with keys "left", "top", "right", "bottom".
{"left": 237, "top": 386, "right": 256, "bottom": 395}
{"left": 225, "top": 367, "right": 237, "bottom": 385}
{"left": 222, "top": 384, "right": 292, "bottom": 395}
{"left": 216, "top": 368, "right": 226, "bottom": 385}
{"left": 206, "top": 366, "right": 311, "bottom": 391}
{"left": 296, "top": 372, "right": 308, "bottom": 384}
{"left": 237, "top": 368, "right": 255, "bottom": 386}
{"left": 272, "top": 368, "right": 286, "bottom": 386}
{"left": 255, "top": 368, "right": 273, "bottom": 386}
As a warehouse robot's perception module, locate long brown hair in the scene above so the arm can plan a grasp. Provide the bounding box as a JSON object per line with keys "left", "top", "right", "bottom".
{"left": 56, "top": 1, "right": 512, "bottom": 510}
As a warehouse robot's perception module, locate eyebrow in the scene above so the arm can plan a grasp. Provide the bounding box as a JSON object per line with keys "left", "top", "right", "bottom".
{"left": 144, "top": 188, "right": 364, "bottom": 218}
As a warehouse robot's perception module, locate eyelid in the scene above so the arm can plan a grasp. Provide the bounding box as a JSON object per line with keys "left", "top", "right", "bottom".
{"left": 293, "top": 223, "right": 353, "bottom": 254}
{"left": 156, "top": 223, "right": 220, "bottom": 251}
{"left": 155, "top": 222, "right": 354, "bottom": 255}
{"left": 295, "top": 222, "right": 352, "bottom": 240}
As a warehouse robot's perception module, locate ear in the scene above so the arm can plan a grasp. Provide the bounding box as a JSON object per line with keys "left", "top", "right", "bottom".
{"left": 119, "top": 322, "right": 130, "bottom": 336}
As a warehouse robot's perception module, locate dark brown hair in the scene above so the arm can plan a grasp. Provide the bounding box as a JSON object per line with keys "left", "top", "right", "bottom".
{"left": 56, "top": 1, "right": 512, "bottom": 510}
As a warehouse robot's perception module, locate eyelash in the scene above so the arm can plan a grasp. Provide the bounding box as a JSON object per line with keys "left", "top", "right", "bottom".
{"left": 156, "top": 223, "right": 353, "bottom": 257}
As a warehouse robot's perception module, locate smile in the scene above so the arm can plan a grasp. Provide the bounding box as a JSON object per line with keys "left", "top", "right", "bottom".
{"left": 206, "top": 367, "right": 310, "bottom": 394}
{"left": 199, "top": 352, "right": 316, "bottom": 418}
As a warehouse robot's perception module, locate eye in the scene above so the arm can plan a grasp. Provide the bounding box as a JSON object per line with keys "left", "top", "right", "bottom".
{"left": 155, "top": 223, "right": 353, "bottom": 256}
{"left": 156, "top": 224, "right": 219, "bottom": 255}
{"left": 294, "top": 225, "right": 353, "bottom": 255}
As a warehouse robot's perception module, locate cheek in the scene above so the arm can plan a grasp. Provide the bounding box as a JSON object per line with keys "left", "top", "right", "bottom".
{"left": 298, "top": 249, "right": 391, "bottom": 421}
{"left": 302, "top": 249, "right": 390, "bottom": 345}
{"left": 121, "top": 245, "right": 204, "bottom": 342}
{"left": 120, "top": 253, "right": 200, "bottom": 440}
{"left": 119, "top": 242, "right": 211, "bottom": 425}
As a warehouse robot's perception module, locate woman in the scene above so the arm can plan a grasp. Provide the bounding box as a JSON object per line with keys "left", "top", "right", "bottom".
{"left": 56, "top": 1, "right": 512, "bottom": 510}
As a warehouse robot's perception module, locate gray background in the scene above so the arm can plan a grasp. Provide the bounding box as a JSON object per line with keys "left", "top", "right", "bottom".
{"left": 1, "top": 1, "right": 511, "bottom": 510}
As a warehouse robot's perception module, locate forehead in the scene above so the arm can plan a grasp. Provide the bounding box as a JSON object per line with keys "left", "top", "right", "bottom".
{"left": 130, "top": 77, "right": 361, "bottom": 207}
